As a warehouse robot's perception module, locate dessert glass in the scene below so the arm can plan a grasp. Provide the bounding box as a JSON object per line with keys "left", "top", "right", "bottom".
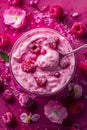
{"left": 10, "top": 28, "right": 75, "bottom": 96}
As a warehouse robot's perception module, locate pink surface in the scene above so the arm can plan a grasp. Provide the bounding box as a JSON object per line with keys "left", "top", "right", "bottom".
{"left": 0, "top": 0, "right": 87, "bottom": 130}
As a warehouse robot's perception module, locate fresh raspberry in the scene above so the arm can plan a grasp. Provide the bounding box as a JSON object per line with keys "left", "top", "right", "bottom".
{"left": 59, "top": 56, "right": 70, "bottom": 69}
{"left": 79, "top": 61, "right": 87, "bottom": 75}
{"left": 0, "top": 76, "right": 3, "bottom": 86}
{"left": 48, "top": 36, "right": 59, "bottom": 49}
{"left": 41, "top": 49, "right": 47, "bottom": 55}
{"left": 0, "top": 76, "right": 3, "bottom": 91}
{"left": 54, "top": 72, "right": 60, "bottom": 78}
{"left": 21, "top": 60, "right": 36, "bottom": 73}
{"left": 29, "top": 43, "right": 41, "bottom": 54}
{"left": 30, "top": 54, "right": 37, "bottom": 61}
{"left": 0, "top": 34, "right": 10, "bottom": 47}
{"left": 70, "top": 124, "right": 80, "bottom": 130}
{"left": 50, "top": 5, "right": 63, "bottom": 19}
{"left": 2, "top": 112, "right": 13, "bottom": 124}
{"left": 35, "top": 75, "right": 47, "bottom": 86}
{"left": 19, "top": 93, "right": 34, "bottom": 108}
{"left": 8, "top": 0, "right": 20, "bottom": 5}
{"left": 69, "top": 101, "right": 84, "bottom": 114}
{"left": 71, "top": 23, "right": 85, "bottom": 36}
{"left": 3, "top": 89, "right": 13, "bottom": 101}
{"left": 5, "top": 74, "right": 11, "bottom": 81}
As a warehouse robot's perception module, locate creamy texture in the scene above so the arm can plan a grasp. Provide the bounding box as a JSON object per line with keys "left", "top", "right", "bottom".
{"left": 11, "top": 28, "right": 75, "bottom": 95}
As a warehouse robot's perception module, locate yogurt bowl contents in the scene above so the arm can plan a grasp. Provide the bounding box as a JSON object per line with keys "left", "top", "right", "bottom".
{"left": 10, "top": 28, "right": 75, "bottom": 95}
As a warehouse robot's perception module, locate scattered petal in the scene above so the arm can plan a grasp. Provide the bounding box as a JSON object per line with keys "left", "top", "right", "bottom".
{"left": 20, "top": 113, "right": 29, "bottom": 123}
{"left": 73, "top": 84, "right": 83, "bottom": 99}
{"left": 72, "top": 12, "right": 79, "bottom": 18}
{"left": 31, "top": 114, "right": 40, "bottom": 122}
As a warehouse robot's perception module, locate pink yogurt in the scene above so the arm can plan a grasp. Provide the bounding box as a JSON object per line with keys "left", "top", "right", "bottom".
{"left": 10, "top": 28, "right": 75, "bottom": 95}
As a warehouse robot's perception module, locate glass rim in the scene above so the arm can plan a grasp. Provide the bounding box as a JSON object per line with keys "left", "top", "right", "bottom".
{"left": 10, "top": 28, "right": 76, "bottom": 96}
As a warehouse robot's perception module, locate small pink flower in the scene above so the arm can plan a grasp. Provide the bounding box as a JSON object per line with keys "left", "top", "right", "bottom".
{"left": 44, "top": 100, "right": 68, "bottom": 124}
{"left": 68, "top": 83, "right": 83, "bottom": 99}
{"left": 3, "top": 7, "right": 26, "bottom": 29}
{"left": 20, "top": 112, "right": 40, "bottom": 123}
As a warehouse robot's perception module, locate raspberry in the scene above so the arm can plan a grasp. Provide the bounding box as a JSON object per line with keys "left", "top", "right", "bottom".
{"left": 69, "top": 101, "right": 84, "bottom": 114}
{"left": 8, "top": 0, "right": 20, "bottom": 5}
{"left": 50, "top": 5, "right": 63, "bottom": 19}
{"left": 29, "top": 43, "right": 41, "bottom": 54}
{"left": 48, "top": 36, "right": 59, "bottom": 49}
{"left": 70, "top": 124, "right": 80, "bottom": 130}
{"left": 0, "top": 76, "right": 3, "bottom": 91}
{"left": 41, "top": 49, "right": 47, "bottom": 55}
{"left": 3, "top": 89, "right": 13, "bottom": 101}
{"left": 30, "top": 54, "right": 37, "bottom": 61}
{"left": 0, "top": 76, "right": 3, "bottom": 86}
{"left": 79, "top": 61, "right": 87, "bottom": 75}
{"left": 71, "top": 23, "right": 85, "bottom": 36}
{"left": 19, "top": 93, "right": 34, "bottom": 108}
{"left": 5, "top": 74, "right": 11, "bottom": 81}
{"left": 35, "top": 75, "right": 47, "bottom": 86}
{"left": 2, "top": 112, "right": 13, "bottom": 124}
{"left": 21, "top": 60, "right": 36, "bottom": 73}
{"left": 59, "top": 56, "right": 70, "bottom": 69}
{"left": 0, "top": 34, "right": 10, "bottom": 47}
{"left": 54, "top": 72, "right": 60, "bottom": 78}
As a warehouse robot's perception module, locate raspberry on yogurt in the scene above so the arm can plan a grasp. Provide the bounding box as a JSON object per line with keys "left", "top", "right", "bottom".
{"left": 35, "top": 75, "right": 47, "bottom": 87}
{"left": 29, "top": 42, "right": 41, "bottom": 54}
{"left": 21, "top": 60, "right": 36, "bottom": 72}
{"left": 59, "top": 56, "right": 70, "bottom": 69}
{"left": 47, "top": 36, "right": 60, "bottom": 49}
{"left": 19, "top": 93, "right": 34, "bottom": 108}
{"left": 2, "top": 112, "right": 13, "bottom": 124}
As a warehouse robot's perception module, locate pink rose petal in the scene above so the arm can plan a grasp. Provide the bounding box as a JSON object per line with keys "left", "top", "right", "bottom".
{"left": 44, "top": 100, "right": 68, "bottom": 124}
{"left": 3, "top": 7, "right": 26, "bottom": 29}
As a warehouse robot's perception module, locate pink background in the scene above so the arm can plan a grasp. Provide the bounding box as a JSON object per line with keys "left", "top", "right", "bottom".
{"left": 0, "top": 0, "right": 87, "bottom": 130}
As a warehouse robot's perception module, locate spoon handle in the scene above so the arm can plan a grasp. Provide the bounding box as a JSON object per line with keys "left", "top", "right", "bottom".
{"left": 65, "top": 44, "right": 87, "bottom": 55}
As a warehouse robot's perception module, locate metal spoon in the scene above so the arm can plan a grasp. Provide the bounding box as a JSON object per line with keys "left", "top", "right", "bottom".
{"left": 60, "top": 44, "right": 87, "bottom": 57}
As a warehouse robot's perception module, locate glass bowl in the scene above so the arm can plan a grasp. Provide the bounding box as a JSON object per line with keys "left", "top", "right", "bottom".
{"left": 10, "top": 28, "right": 75, "bottom": 96}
